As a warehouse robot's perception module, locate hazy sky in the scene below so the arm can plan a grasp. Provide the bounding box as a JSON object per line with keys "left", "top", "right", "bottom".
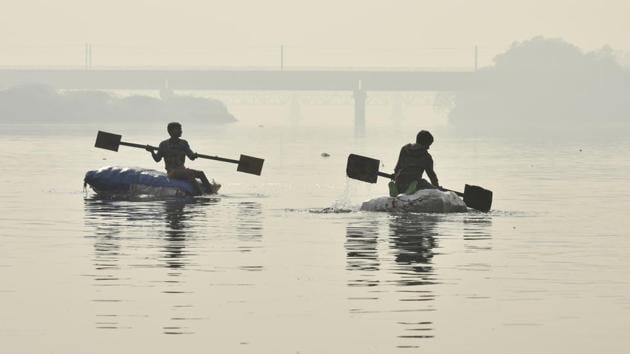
{"left": 1, "top": 0, "right": 629, "bottom": 67}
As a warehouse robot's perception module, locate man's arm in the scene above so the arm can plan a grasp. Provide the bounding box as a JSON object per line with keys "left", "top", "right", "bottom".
{"left": 146, "top": 144, "right": 162, "bottom": 162}
{"left": 394, "top": 146, "right": 406, "bottom": 175}
{"left": 183, "top": 141, "right": 198, "bottom": 160}
{"left": 426, "top": 155, "right": 439, "bottom": 187}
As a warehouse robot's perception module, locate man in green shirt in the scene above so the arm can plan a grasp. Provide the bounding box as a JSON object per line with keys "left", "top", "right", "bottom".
{"left": 389, "top": 130, "right": 440, "bottom": 196}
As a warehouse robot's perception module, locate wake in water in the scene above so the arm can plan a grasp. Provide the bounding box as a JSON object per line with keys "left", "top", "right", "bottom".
{"left": 309, "top": 178, "right": 360, "bottom": 213}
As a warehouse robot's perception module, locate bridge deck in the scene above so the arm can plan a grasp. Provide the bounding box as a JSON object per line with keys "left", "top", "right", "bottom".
{"left": 0, "top": 69, "right": 477, "bottom": 91}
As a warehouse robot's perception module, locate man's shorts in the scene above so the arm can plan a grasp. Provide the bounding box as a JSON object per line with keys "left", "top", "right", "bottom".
{"left": 167, "top": 166, "right": 198, "bottom": 180}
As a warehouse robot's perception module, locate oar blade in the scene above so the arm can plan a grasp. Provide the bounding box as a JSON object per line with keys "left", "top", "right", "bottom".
{"left": 94, "top": 131, "right": 122, "bottom": 152}
{"left": 237, "top": 154, "right": 264, "bottom": 176}
{"left": 463, "top": 184, "right": 493, "bottom": 212}
{"left": 346, "top": 154, "right": 380, "bottom": 183}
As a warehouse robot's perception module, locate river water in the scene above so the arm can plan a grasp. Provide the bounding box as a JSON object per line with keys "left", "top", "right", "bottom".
{"left": 1, "top": 104, "right": 630, "bottom": 353}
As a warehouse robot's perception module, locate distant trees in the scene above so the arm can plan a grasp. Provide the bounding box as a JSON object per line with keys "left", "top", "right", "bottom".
{"left": 0, "top": 85, "right": 236, "bottom": 124}
{"left": 448, "top": 37, "right": 630, "bottom": 134}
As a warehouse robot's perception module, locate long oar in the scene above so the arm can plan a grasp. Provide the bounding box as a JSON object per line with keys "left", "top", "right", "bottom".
{"left": 95, "top": 131, "right": 264, "bottom": 176}
{"left": 346, "top": 153, "right": 493, "bottom": 212}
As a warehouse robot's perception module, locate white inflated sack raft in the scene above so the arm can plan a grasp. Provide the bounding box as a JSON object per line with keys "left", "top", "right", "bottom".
{"left": 360, "top": 189, "right": 468, "bottom": 213}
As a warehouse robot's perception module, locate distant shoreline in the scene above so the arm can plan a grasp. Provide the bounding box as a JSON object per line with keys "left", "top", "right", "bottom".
{"left": 0, "top": 85, "right": 237, "bottom": 125}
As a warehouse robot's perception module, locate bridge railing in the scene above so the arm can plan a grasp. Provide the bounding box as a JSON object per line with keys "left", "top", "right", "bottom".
{"left": 0, "top": 65, "right": 476, "bottom": 72}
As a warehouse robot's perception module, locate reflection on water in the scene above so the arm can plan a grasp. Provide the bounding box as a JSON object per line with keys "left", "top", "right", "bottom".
{"left": 462, "top": 214, "right": 493, "bottom": 252}
{"left": 345, "top": 214, "right": 439, "bottom": 349}
{"left": 235, "top": 201, "right": 264, "bottom": 273}
{"left": 84, "top": 196, "right": 217, "bottom": 334}
{"left": 236, "top": 201, "right": 263, "bottom": 244}
{"left": 388, "top": 214, "right": 438, "bottom": 347}
{"left": 162, "top": 198, "right": 211, "bottom": 271}
{"left": 345, "top": 213, "right": 492, "bottom": 349}
{"left": 388, "top": 214, "right": 438, "bottom": 283}
{"left": 83, "top": 196, "right": 265, "bottom": 335}
{"left": 463, "top": 214, "right": 493, "bottom": 240}
{"left": 85, "top": 197, "right": 216, "bottom": 271}
{"left": 345, "top": 218, "right": 380, "bottom": 281}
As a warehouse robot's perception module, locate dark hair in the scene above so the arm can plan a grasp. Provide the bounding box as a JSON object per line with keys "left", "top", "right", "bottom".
{"left": 416, "top": 130, "right": 434, "bottom": 146}
{"left": 167, "top": 122, "right": 181, "bottom": 136}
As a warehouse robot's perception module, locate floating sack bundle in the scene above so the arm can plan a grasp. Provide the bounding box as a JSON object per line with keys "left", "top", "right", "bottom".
{"left": 84, "top": 166, "right": 209, "bottom": 197}
{"left": 360, "top": 189, "right": 468, "bottom": 213}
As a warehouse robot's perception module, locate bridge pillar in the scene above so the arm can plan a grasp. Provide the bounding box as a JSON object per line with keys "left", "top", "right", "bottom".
{"left": 353, "top": 81, "right": 366, "bottom": 137}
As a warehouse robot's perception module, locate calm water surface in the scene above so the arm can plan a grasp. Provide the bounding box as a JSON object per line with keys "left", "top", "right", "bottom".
{"left": 1, "top": 122, "right": 629, "bottom": 353}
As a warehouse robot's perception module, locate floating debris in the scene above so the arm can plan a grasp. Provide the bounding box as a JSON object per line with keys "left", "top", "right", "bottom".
{"left": 309, "top": 207, "right": 353, "bottom": 214}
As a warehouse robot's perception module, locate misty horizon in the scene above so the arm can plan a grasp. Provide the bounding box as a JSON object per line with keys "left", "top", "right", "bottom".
{"left": 2, "top": 36, "right": 629, "bottom": 135}
{"left": 3, "top": 1, "right": 630, "bottom": 67}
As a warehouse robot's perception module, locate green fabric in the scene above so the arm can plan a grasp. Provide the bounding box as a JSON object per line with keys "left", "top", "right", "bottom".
{"left": 389, "top": 180, "right": 419, "bottom": 196}
{"left": 388, "top": 181, "right": 399, "bottom": 197}
{"left": 403, "top": 180, "right": 418, "bottom": 195}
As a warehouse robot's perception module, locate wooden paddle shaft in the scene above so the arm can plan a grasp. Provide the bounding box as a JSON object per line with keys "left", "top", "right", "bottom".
{"left": 440, "top": 187, "right": 464, "bottom": 197}
{"left": 120, "top": 141, "right": 158, "bottom": 150}
{"left": 196, "top": 153, "right": 239, "bottom": 164}
{"left": 381, "top": 170, "right": 463, "bottom": 197}
{"left": 121, "top": 142, "right": 239, "bottom": 164}
{"left": 378, "top": 171, "right": 394, "bottom": 179}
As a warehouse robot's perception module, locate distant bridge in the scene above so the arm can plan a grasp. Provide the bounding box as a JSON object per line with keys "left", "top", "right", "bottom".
{"left": 0, "top": 67, "right": 479, "bottom": 136}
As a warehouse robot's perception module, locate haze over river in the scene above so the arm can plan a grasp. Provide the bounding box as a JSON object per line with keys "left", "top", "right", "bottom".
{"left": 1, "top": 99, "right": 629, "bottom": 353}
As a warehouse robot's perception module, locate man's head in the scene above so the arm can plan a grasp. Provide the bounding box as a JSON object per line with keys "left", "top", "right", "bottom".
{"left": 416, "top": 130, "right": 434, "bottom": 148}
{"left": 167, "top": 122, "right": 182, "bottom": 138}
